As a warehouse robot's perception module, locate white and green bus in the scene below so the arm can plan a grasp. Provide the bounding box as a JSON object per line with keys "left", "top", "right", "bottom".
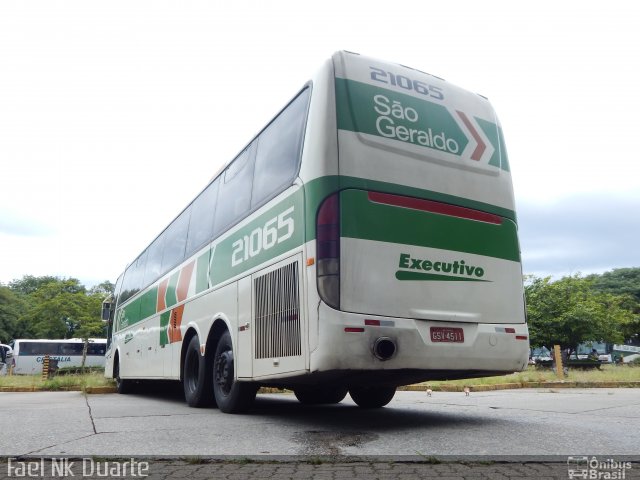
{"left": 103, "top": 51, "right": 529, "bottom": 413}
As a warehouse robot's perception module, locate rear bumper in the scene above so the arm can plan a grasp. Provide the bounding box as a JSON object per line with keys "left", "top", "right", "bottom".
{"left": 310, "top": 302, "right": 529, "bottom": 386}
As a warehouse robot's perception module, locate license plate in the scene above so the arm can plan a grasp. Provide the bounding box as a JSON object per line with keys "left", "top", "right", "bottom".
{"left": 430, "top": 327, "right": 464, "bottom": 343}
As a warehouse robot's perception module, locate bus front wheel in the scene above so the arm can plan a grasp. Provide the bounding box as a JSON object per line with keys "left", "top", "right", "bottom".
{"left": 114, "top": 358, "right": 132, "bottom": 394}
{"left": 213, "top": 331, "right": 257, "bottom": 413}
{"left": 349, "top": 386, "right": 396, "bottom": 408}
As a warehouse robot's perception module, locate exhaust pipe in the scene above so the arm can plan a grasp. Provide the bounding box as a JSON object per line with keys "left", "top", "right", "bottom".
{"left": 373, "top": 337, "right": 396, "bottom": 361}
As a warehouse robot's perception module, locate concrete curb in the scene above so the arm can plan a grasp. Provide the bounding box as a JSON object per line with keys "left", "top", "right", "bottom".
{"left": 0, "top": 385, "right": 117, "bottom": 393}
{"left": 84, "top": 386, "right": 117, "bottom": 394}
{"left": 0, "top": 386, "right": 40, "bottom": 392}
{"left": 399, "top": 380, "right": 640, "bottom": 392}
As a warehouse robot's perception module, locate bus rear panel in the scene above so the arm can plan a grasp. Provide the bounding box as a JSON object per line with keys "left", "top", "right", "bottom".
{"left": 305, "top": 52, "right": 528, "bottom": 385}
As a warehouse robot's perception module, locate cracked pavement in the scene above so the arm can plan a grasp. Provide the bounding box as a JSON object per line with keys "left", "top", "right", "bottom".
{"left": 1, "top": 388, "right": 639, "bottom": 460}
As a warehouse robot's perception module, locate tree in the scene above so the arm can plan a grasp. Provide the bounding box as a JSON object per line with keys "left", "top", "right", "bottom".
{"left": 4, "top": 275, "right": 111, "bottom": 342}
{"left": 590, "top": 267, "right": 640, "bottom": 302}
{"left": 77, "top": 291, "right": 107, "bottom": 370}
{"left": 590, "top": 268, "right": 640, "bottom": 343}
{"left": 75, "top": 281, "right": 111, "bottom": 369}
{"left": 525, "top": 275, "right": 631, "bottom": 357}
{"left": 0, "top": 286, "right": 24, "bottom": 342}
{"left": 9, "top": 275, "right": 66, "bottom": 295}
{"left": 89, "top": 281, "right": 115, "bottom": 297}
{"left": 11, "top": 277, "right": 107, "bottom": 341}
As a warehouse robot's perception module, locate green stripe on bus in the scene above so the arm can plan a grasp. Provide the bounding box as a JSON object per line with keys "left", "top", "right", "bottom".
{"left": 140, "top": 287, "right": 158, "bottom": 320}
{"left": 208, "top": 192, "right": 304, "bottom": 287}
{"left": 303, "top": 175, "right": 516, "bottom": 243}
{"left": 117, "top": 287, "right": 158, "bottom": 330}
{"left": 336, "top": 78, "right": 510, "bottom": 172}
{"left": 476, "top": 117, "right": 510, "bottom": 172}
{"left": 119, "top": 300, "right": 139, "bottom": 330}
{"left": 159, "top": 311, "right": 170, "bottom": 346}
{"left": 335, "top": 78, "right": 469, "bottom": 156}
{"left": 395, "top": 271, "right": 490, "bottom": 282}
{"left": 196, "top": 251, "right": 210, "bottom": 294}
{"left": 340, "top": 189, "right": 520, "bottom": 262}
{"left": 497, "top": 125, "right": 510, "bottom": 172}
{"left": 165, "top": 271, "right": 179, "bottom": 308}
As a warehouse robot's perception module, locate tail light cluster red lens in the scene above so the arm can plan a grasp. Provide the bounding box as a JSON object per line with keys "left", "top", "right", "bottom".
{"left": 316, "top": 193, "right": 340, "bottom": 309}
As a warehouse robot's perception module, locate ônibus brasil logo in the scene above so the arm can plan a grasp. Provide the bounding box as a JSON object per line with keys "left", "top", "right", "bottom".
{"left": 396, "top": 253, "right": 490, "bottom": 282}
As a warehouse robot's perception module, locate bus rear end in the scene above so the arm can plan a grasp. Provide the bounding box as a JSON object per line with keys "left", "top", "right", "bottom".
{"left": 309, "top": 52, "right": 529, "bottom": 387}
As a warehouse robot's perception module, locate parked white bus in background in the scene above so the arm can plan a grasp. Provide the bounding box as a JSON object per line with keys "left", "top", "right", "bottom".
{"left": 103, "top": 51, "right": 529, "bottom": 413}
{"left": 10, "top": 339, "right": 107, "bottom": 375}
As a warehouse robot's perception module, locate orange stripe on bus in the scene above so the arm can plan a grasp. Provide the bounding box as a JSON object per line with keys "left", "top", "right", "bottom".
{"left": 168, "top": 304, "right": 185, "bottom": 344}
{"left": 176, "top": 261, "right": 195, "bottom": 303}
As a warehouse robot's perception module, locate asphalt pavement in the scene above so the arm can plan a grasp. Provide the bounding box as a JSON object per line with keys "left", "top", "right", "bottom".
{"left": 1, "top": 387, "right": 639, "bottom": 479}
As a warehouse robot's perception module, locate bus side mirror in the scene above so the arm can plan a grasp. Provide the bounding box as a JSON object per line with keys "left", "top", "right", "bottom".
{"left": 101, "top": 301, "right": 112, "bottom": 322}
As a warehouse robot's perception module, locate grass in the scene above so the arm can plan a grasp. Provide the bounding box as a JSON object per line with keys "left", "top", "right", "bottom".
{"left": 0, "top": 371, "right": 115, "bottom": 391}
{"left": 1, "top": 365, "right": 638, "bottom": 392}
{"left": 417, "top": 364, "right": 640, "bottom": 388}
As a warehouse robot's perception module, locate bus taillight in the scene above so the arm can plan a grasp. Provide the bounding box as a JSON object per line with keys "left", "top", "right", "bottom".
{"left": 316, "top": 193, "right": 340, "bottom": 309}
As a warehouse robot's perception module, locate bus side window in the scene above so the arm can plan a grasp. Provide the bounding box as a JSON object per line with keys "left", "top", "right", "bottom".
{"left": 143, "top": 236, "right": 165, "bottom": 287}
{"left": 160, "top": 205, "right": 192, "bottom": 273}
{"left": 252, "top": 88, "right": 310, "bottom": 208}
{"left": 36, "top": 342, "right": 60, "bottom": 356}
{"left": 186, "top": 177, "right": 220, "bottom": 254}
{"left": 120, "top": 250, "right": 148, "bottom": 304}
{"left": 62, "top": 343, "right": 83, "bottom": 355}
{"left": 213, "top": 146, "right": 255, "bottom": 235}
{"left": 88, "top": 343, "right": 106, "bottom": 356}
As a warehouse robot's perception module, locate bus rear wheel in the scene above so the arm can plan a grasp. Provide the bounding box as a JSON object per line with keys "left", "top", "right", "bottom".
{"left": 294, "top": 386, "right": 348, "bottom": 405}
{"left": 349, "top": 386, "right": 396, "bottom": 408}
{"left": 213, "top": 331, "right": 257, "bottom": 413}
{"left": 183, "top": 335, "right": 214, "bottom": 407}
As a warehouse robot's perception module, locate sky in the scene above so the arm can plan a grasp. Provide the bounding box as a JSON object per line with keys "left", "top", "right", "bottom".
{"left": 1, "top": 0, "right": 638, "bottom": 287}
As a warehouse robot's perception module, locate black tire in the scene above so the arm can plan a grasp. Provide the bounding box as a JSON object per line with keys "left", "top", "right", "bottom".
{"left": 183, "top": 335, "right": 214, "bottom": 407}
{"left": 114, "top": 357, "right": 132, "bottom": 394}
{"left": 294, "top": 386, "right": 349, "bottom": 405}
{"left": 349, "top": 386, "right": 396, "bottom": 408}
{"left": 213, "top": 331, "right": 257, "bottom": 413}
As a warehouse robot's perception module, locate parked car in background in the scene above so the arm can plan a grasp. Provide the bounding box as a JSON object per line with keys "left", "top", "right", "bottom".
{"left": 0, "top": 343, "right": 13, "bottom": 375}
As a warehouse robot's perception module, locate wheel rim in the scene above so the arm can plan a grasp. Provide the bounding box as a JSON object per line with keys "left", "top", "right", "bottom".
{"left": 215, "top": 348, "right": 234, "bottom": 396}
{"left": 185, "top": 349, "right": 199, "bottom": 393}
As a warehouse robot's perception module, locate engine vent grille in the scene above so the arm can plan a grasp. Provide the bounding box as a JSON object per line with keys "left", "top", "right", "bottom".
{"left": 254, "top": 261, "right": 301, "bottom": 359}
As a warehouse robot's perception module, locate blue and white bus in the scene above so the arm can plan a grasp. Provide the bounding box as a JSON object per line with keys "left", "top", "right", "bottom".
{"left": 10, "top": 338, "right": 107, "bottom": 375}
